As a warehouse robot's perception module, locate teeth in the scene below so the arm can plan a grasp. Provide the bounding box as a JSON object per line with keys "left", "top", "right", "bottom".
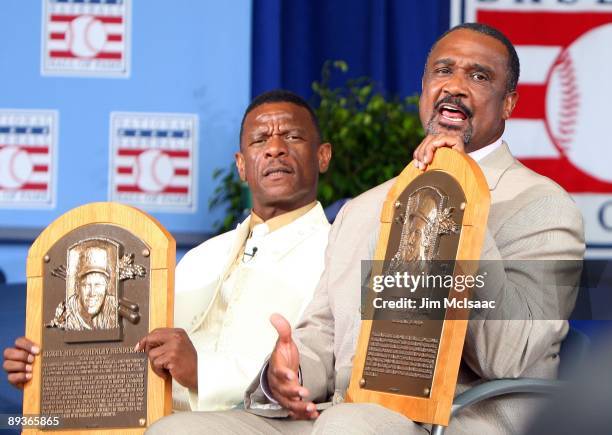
{"left": 441, "top": 105, "right": 460, "bottom": 112}
{"left": 441, "top": 114, "right": 463, "bottom": 122}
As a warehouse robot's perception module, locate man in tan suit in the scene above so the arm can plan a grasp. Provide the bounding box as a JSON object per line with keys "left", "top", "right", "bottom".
{"left": 147, "top": 23, "right": 584, "bottom": 434}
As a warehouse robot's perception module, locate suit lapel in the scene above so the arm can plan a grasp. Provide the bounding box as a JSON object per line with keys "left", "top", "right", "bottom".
{"left": 263, "top": 204, "right": 327, "bottom": 262}
{"left": 478, "top": 141, "right": 516, "bottom": 191}
{"left": 188, "top": 216, "right": 251, "bottom": 334}
{"left": 220, "top": 216, "right": 252, "bottom": 281}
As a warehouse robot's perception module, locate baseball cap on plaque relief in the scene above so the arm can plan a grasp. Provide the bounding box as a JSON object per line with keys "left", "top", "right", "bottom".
{"left": 41, "top": 0, "right": 131, "bottom": 77}
{"left": 109, "top": 112, "right": 199, "bottom": 212}
{"left": 453, "top": 0, "right": 612, "bottom": 254}
{"left": 0, "top": 109, "right": 58, "bottom": 208}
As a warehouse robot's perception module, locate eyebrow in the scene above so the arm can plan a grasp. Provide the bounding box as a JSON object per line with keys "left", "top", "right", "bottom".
{"left": 432, "top": 58, "right": 495, "bottom": 77}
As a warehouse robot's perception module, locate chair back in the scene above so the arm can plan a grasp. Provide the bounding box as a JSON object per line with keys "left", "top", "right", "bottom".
{"left": 558, "top": 326, "right": 590, "bottom": 380}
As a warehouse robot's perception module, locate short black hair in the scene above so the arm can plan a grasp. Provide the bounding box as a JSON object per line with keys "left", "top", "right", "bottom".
{"left": 239, "top": 89, "right": 321, "bottom": 145}
{"left": 429, "top": 22, "right": 520, "bottom": 92}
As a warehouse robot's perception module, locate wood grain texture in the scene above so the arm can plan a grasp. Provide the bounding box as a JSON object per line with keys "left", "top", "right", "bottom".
{"left": 346, "top": 149, "right": 490, "bottom": 426}
{"left": 23, "top": 202, "right": 175, "bottom": 434}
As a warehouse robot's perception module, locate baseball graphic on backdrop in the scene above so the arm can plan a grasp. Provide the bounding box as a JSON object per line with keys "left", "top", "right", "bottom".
{"left": 135, "top": 149, "right": 174, "bottom": 193}
{"left": 0, "top": 146, "right": 33, "bottom": 189}
{"left": 545, "top": 23, "right": 612, "bottom": 183}
{"left": 66, "top": 15, "right": 107, "bottom": 58}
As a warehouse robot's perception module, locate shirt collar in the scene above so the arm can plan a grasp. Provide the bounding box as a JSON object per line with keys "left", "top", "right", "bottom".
{"left": 468, "top": 137, "right": 503, "bottom": 162}
{"left": 249, "top": 201, "right": 317, "bottom": 234}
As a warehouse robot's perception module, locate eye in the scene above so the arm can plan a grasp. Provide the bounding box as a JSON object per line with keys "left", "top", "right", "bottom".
{"left": 434, "top": 67, "right": 451, "bottom": 75}
{"left": 286, "top": 133, "right": 302, "bottom": 141}
{"left": 472, "top": 72, "right": 489, "bottom": 81}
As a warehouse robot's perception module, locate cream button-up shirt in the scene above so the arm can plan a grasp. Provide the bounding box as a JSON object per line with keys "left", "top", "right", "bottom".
{"left": 172, "top": 202, "right": 329, "bottom": 411}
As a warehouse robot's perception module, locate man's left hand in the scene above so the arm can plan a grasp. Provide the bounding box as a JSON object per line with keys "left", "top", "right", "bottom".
{"left": 413, "top": 134, "right": 466, "bottom": 170}
{"left": 135, "top": 328, "right": 197, "bottom": 390}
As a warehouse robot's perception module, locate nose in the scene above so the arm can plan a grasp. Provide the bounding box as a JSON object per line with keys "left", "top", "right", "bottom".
{"left": 442, "top": 72, "right": 468, "bottom": 98}
{"left": 265, "top": 134, "right": 288, "bottom": 158}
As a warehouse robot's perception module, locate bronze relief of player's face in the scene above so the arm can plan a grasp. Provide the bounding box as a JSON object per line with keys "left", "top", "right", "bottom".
{"left": 404, "top": 215, "right": 429, "bottom": 263}
{"left": 78, "top": 271, "right": 108, "bottom": 316}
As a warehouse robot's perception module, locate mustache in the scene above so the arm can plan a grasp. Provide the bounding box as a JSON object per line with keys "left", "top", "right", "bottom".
{"left": 434, "top": 96, "right": 473, "bottom": 118}
{"left": 262, "top": 159, "right": 294, "bottom": 176}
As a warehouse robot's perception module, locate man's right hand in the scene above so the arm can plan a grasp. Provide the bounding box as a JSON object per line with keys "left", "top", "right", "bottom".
{"left": 2, "top": 337, "right": 40, "bottom": 389}
{"left": 267, "top": 314, "right": 318, "bottom": 420}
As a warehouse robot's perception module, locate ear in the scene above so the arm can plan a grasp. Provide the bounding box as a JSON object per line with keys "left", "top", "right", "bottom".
{"left": 235, "top": 151, "right": 246, "bottom": 181}
{"left": 317, "top": 142, "right": 332, "bottom": 174}
{"left": 502, "top": 90, "right": 519, "bottom": 120}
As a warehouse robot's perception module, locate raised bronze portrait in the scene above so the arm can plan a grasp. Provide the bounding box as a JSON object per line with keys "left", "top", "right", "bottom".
{"left": 388, "top": 186, "right": 459, "bottom": 274}
{"left": 46, "top": 237, "right": 146, "bottom": 337}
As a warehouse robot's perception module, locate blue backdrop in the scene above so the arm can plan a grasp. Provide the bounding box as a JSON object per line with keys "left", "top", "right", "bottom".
{"left": 0, "top": 0, "right": 252, "bottom": 282}
{"left": 251, "top": 0, "right": 450, "bottom": 99}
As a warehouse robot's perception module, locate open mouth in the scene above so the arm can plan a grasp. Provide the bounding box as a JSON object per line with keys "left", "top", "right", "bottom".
{"left": 263, "top": 166, "right": 293, "bottom": 177}
{"left": 438, "top": 104, "right": 468, "bottom": 123}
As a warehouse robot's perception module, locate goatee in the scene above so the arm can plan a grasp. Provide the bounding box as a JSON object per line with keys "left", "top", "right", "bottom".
{"left": 426, "top": 115, "right": 473, "bottom": 145}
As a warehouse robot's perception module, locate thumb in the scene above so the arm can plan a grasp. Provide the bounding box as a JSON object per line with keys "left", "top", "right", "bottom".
{"left": 270, "top": 313, "right": 292, "bottom": 343}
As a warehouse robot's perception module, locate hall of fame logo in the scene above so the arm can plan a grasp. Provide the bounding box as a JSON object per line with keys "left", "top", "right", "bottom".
{"left": 453, "top": 0, "right": 612, "bottom": 249}
{"left": 0, "top": 110, "right": 58, "bottom": 208}
{"left": 41, "top": 0, "right": 131, "bottom": 77}
{"left": 109, "top": 112, "right": 198, "bottom": 212}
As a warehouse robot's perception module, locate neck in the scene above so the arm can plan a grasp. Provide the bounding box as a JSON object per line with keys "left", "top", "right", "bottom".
{"left": 80, "top": 311, "right": 94, "bottom": 325}
{"left": 252, "top": 198, "right": 314, "bottom": 221}
{"left": 465, "top": 143, "right": 486, "bottom": 154}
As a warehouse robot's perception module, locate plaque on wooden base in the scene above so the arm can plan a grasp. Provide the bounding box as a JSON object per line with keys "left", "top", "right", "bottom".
{"left": 346, "top": 148, "right": 490, "bottom": 427}
{"left": 23, "top": 202, "right": 175, "bottom": 434}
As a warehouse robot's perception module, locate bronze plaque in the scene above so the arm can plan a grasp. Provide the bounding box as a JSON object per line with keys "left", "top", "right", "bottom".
{"left": 40, "top": 223, "right": 150, "bottom": 429}
{"left": 361, "top": 170, "right": 465, "bottom": 398}
{"left": 347, "top": 149, "right": 490, "bottom": 426}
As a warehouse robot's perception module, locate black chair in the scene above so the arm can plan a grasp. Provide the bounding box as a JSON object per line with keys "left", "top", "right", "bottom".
{"left": 431, "top": 327, "right": 590, "bottom": 435}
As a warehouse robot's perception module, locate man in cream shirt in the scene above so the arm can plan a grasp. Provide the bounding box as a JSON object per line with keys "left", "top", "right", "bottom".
{"left": 2, "top": 89, "right": 333, "bottom": 413}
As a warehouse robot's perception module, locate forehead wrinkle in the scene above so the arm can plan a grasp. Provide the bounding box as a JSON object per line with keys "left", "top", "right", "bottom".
{"left": 255, "top": 111, "right": 293, "bottom": 122}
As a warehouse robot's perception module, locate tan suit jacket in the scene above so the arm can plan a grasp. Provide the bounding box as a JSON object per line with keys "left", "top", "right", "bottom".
{"left": 246, "top": 143, "right": 585, "bottom": 434}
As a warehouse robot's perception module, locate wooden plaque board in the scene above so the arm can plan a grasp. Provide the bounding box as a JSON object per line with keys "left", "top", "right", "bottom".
{"left": 346, "top": 148, "right": 490, "bottom": 426}
{"left": 22, "top": 202, "right": 175, "bottom": 434}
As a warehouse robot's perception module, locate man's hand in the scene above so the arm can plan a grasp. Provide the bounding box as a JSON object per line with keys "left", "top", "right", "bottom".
{"left": 135, "top": 328, "right": 198, "bottom": 390}
{"left": 3, "top": 337, "right": 40, "bottom": 389}
{"left": 267, "top": 313, "right": 318, "bottom": 420}
{"left": 413, "top": 134, "right": 466, "bottom": 170}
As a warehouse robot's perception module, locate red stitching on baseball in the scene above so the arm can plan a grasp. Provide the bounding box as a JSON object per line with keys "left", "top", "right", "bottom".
{"left": 555, "top": 50, "right": 579, "bottom": 146}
